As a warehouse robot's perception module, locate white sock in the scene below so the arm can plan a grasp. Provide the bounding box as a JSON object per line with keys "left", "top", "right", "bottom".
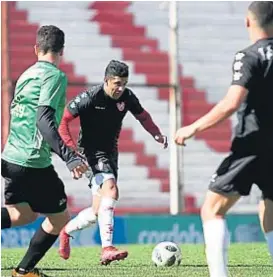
{"left": 65, "top": 207, "right": 97, "bottom": 235}
{"left": 203, "top": 218, "right": 229, "bottom": 277}
{"left": 98, "top": 197, "right": 117, "bottom": 248}
{"left": 264, "top": 230, "right": 273, "bottom": 261}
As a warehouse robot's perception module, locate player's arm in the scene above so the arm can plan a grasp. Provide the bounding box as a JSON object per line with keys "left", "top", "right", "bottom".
{"left": 58, "top": 108, "right": 77, "bottom": 150}
{"left": 58, "top": 91, "right": 90, "bottom": 152}
{"left": 36, "top": 72, "right": 88, "bottom": 177}
{"left": 191, "top": 85, "right": 247, "bottom": 132}
{"left": 175, "top": 52, "right": 257, "bottom": 145}
{"left": 37, "top": 106, "right": 80, "bottom": 163}
{"left": 129, "top": 91, "right": 168, "bottom": 148}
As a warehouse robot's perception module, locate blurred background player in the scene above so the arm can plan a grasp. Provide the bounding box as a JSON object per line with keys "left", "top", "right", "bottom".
{"left": 58, "top": 60, "right": 168, "bottom": 265}
{"left": 175, "top": 1, "right": 273, "bottom": 277}
{"left": 1, "top": 25, "right": 88, "bottom": 277}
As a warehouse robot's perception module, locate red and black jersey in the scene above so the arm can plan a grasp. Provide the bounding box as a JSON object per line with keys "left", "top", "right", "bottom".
{"left": 59, "top": 84, "right": 161, "bottom": 155}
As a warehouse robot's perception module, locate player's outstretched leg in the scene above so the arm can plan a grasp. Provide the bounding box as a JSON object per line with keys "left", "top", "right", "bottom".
{"left": 59, "top": 207, "right": 97, "bottom": 259}
{"left": 12, "top": 211, "right": 69, "bottom": 277}
{"left": 99, "top": 196, "right": 128, "bottom": 265}
{"left": 12, "top": 226, "right": 58, "bottom": 277}
{"left": 201, "top": 191, "right": 239, "bottom": 277}
{"left": 98, "top": 179, "right": 128, "bottom": 265}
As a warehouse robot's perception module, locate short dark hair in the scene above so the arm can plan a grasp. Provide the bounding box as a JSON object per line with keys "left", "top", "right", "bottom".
{"left": 248, "top": 1, "right": 273, "bottom": 28}
{"left": 105, "top": 60, "right": 129, "bottom": 78}
{"left": 36, "top": 25, "right": 65, "bottom": 54}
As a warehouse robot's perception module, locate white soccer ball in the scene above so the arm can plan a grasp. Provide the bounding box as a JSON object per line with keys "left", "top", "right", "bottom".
{"left": 151, "top": 241, "right": 182, "bottom": 267}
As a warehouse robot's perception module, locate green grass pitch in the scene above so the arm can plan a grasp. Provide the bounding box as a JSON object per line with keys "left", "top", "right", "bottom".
{"left": 1, "top": 243, "right": 272, "bottom": 277}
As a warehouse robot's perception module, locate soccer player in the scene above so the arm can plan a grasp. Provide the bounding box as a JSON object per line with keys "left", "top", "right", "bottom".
{"left": 1, "top": 25, "right": 88, "bottom": 277}
{"left": 174, "top": 2, "right": 273, "bottom": 276}
{"left": 58, "top": 60, "right": 168, "bottom": 265}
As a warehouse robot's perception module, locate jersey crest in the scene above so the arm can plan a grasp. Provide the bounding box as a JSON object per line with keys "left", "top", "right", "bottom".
{"left": 116, "top": 102, "right": 125, "bottom": 112}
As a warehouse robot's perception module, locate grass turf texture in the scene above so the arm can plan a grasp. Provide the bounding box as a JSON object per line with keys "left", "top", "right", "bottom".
{"left": 1, "top": 243, "right": 272, "bottom": 277}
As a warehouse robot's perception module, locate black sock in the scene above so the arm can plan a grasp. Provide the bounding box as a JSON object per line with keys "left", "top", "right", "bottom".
{"left": 16, "top": 225, "right": 58, "bottom": 272}
{"left": 1, "top": 207, "right": 11, "bottom": 229}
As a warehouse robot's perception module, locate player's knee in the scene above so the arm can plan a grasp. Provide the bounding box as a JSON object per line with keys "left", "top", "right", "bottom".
{"left": 200, "top": 198, "right": 227, "bottom": 221}
{"left": 101, "top": 179, "right": 119, "bottom": 200}
{"left": 201, "top": 191, "right": 239, "bottom": 221}
{"left": 43, "top": 209, "right": 70, "bottom": 234}
{"left": 103, "top": 179, "right": 117, "bottom": 190}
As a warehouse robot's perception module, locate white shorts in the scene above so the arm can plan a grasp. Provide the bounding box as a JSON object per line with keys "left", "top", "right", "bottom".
{"left": 90, "top": 172, "right": 116, "bottom": 196}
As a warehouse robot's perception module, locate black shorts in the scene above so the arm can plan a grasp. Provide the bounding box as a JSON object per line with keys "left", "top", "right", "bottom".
{"left": 85, "top": 151, "right": 118, "bottom": 186}
{"left": 1, "top": 159, "right": 67, "bottom": 214}
{"left": 209, "top": 153, "right": 273, "bottom": 200}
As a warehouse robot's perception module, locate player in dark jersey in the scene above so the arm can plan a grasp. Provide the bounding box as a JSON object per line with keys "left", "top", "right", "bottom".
{"left": 57, "top": 60, "right": 168, "bottom": 264}
{"left": 175, "top": 2, "right": 273, "bottom": 276}
{"left": 1, "top": 25, "right": 88, "bottom": 277}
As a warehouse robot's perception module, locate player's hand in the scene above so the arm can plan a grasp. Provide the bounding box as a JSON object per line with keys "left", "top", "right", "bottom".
{"left": 174, "top": 125, "right": 197, "bottom": 146}
{"left": 66, "top": 154, "right": 89, "bottom": 180}
{"left": 154, "top": 134, "right": 168, "bottom": 149}
{"left": 71, "top": 162, "right": 89, "bottom": 180}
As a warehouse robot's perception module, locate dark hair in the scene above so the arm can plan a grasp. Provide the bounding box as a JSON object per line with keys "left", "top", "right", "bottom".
{"left": 36, "top": 25, "right": 65, "bottom": 54}
{"left": 248, "top": 1, "right": 273, "bottom": 28}
{"left": 105, "top": 60, "right": 129, "bottom": 78}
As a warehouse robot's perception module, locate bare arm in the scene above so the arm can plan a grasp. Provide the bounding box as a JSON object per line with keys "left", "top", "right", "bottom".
{"left": 175, "top": 85, "right": 247, "bottom": 146}
{"left": 175, "top": 49, "right": 257, "bottom": 146}
{"left": 192, "top": 85, "right": 247, "bottom": 132}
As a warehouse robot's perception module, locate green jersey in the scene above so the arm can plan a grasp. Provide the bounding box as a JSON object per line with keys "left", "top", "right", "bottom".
{"left": 2, "top": 61, "right": 67, "bottom": 168}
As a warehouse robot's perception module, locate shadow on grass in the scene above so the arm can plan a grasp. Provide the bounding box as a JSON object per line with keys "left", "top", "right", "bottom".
{"left": 2, "top": 264, "right": 273, "bottom": 271}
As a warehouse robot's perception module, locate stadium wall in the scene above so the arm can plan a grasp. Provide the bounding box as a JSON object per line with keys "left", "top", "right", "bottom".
{"left": 1, "top": 214, "right": 264, "bottom": 248}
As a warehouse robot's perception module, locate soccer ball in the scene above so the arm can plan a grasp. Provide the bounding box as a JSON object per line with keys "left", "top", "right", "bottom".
{"left": 151, "top": 241, "right": 182, "bottom": 267}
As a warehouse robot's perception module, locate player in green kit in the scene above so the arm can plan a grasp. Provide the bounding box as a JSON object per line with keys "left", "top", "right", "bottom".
{"left": 1, "top": 25, "right": 88, "bottom": 277}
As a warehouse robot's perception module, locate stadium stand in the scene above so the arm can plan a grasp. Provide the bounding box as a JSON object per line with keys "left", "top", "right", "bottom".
{"left": 4, "top": 1, "right": 259, "bottom": 213}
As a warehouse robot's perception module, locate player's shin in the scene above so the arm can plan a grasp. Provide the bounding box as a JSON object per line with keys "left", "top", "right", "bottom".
{"left": 16, "top": 226, "right": 58, "bottom": 273}
{"left": 203, "top": 218, "right": 229, "bottom": 277}
{"left": 98, "top": 197, "right": 117, "bottom": 247}
{"left": 65, "top": 207, "right": 97, "bottom": 235}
